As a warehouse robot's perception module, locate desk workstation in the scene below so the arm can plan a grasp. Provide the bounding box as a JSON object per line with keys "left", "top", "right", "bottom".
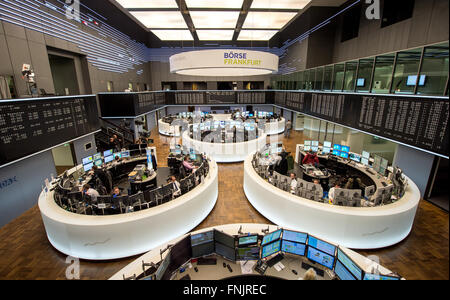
{"left": 111, "top": 224, "right": 402, "bottom": 281}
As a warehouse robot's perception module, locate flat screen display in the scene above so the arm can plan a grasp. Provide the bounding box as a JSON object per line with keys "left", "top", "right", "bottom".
{"left": 406, "top": 75, "right": 426, "bottom": 86}
{"left": 103, "top": 149, "right": 113, "bottom": 157}
{"left": 83, "top": 162, "right": 93, "bottom": 172}
{"left": 93, "top": 153, "right": 101, "bottom": 161}
{"left": 333, "top": 144, "right": 342, "bottom": 151}
{"left": 215, "top": 242, "right": 236, "bottom": 261}
{"left": 121, "top": 150, "right": 130, "bottom": 158}
{"left": 322, "top": 147, "right": 331, "bottom": 154}
{"left": 306, "top": 247, "right": 335, "bottom": 270}
{"left": 282, "top": 230, "right": 307, "bottom": 243}
{"left": 191, "top": 242, "right": 214, "bottom": 258}
{"left": 307, "top": 236, "right": 336, "bottom": 256}
{"left": 324, "top": 141, "right": 332, "bottom": 148}
{"left": 361, "top": 158, "right": 369, "bottom": 166}
{"left": 304, "top": 146, "right": 312, "bottom": 152}
{"left": 261, "top": 229, "right": 282, "bottom": 246}
{"left": 304, "top": 141, "right": 312, "bottom": 146}
{"left": 104, "top": 155, "right": 114, "bottom": 163}
{"left": 341, "top": 146, "right": 350, "bottom": 153}
{"left": 155, "top": 251, "right": 171, "bottom": 280}
{"left": 363, "top": 273, "right": 401, "bottom": 280}
{"left": 236, "top": 247, "right": 259, "bottom": 261}
{"left": 191, "top": 231, "right": 214, "bottom": 246}
{"left": 334, "top": 259, "right": 357, "bottom": 280}
{"left": 311, "top": 141, "right": 319, "bottom": 147}
{"left": 214, "top": 230, "right": 235, "bottom": 249}
{"left": 337, "top": 248, "right": 363, "bottom": 280}
{"left": 238, "top": 235, "right": 258, "bottom": 246}
{"left": 113, "top": 152, "right": 122, "bottom": 159}
{"left": 362, "top": 151, "right": 370, "bottom": 159}
{"left": 281, "top": 240, "right": 306, "bottom": 256}
{"left": 82, "top": 156, "right": 93, "bottom": 165}
{"left": 94, "top": 159, "right": 103, "bottom": 167}
{"left": 356, "top": 78, "right": 365, "bottom": 87}
{"left": 349, "top": 153, "right": 361, "bottom": 163}
{"left": 261, "top": 240, "right": 281, "bottom": 259}
{"left": 333, "top": 150, "right": 341, "bottom": 156}
{"left": 168, "top": 236, "right": 192, "bottom": 275}
{"left": 311, "top": 146, "right": 319, "bottom": 153}
{"left": 340, "top": 152, "right": 349, "bottom": 159}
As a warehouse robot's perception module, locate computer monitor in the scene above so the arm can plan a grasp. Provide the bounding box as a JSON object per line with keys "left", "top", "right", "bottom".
{"left": 282, "top": 230, "right": 308, "bottom": 244}
{"left": 82, "top": 156, "right": 93, "bottom": 165}
{"left": 103, "top": 149, "right": 113, "bottom": 157}
{"left": 322, "top": 147, "right": 331, "bottom": 154}
{"left": 261, "top": 240, "right": 281, "bottom": 259}
{"left": 311, "top": 141, "right": 319, "bottom": 147}
{"left": 214, "top": 230, "right": 235, "bottom": 249}
{"left": 349, "top": 153, "right": 361, "bottom": 163}
{"left": 333, "top": 144, "right": 342, "bottom": 151}
{"left": 191, "top": 231, "right": 214, "bottom": 258}
{"left": 341, "top": 146, "right": 350, "bottom": 153}
{"left": 215, "top": 242, "right": 236, "bottom": 261}
{"left": 191, "top": 231, "right": 214, "bottom": 246}
{"left": 168, "top": 236, "right": 192, "bottom": 275}
{"left": 304, "top": 141, "right": 312, "bottom": 146}
{"left": 307, "top": 235, "right": 336, "bottom": 256}
{"left": 334, "top": 259, "right": 357, "bottom": 280}
{"left": 281, "top": 240, "right": 306, "bottom": 256}
{"left": 361, "top": 158, "right": 369, "bottom": 166}
{"left": 261, "top": 229, "right": 282, "bottom": 246}
{"left": 104, "top": 155, "right": 114, "bottom": 163}
{"left": 363, "top": 273, "right": 401, "bottom": 280}
{"left": 333, "top": 150, "right": 341, "bottom": 157}
{"left": 94, "top": 159, "right": 103, "bottom": 167}
{"left": 236, "top": 247, "right": 259, "bottom": 261}
{"left": 311, "top": 146, "right": 319, "bottom": 153}
{"left": 190, "top": 154, "right": 196, "bottom": 160}
{"left": 304, "top": 146, "right": 312, "bottom": 152}
{"left": 306, "top": 246, "right": 335, "bottom": 270}
{"left": 155, "top": 250, "right": 171, "bottom": 280}
{"left": 113, "top": 152, "right": 122, "bottom": 159}
{"left": 83, "top": 162, "right": 93, "bottom": 172}
{"left": 121, "top": 150, "right": 130, "bottom": 158}
{"left": 324, "top": 141, "right": 332, "bottom": 148}
{"left": 356, "top": 78, "right": 365, "bottom": 87}
{"left": 238, "top": 235, "right": 258, "bottom": 247}
{"left": 362, "top": 151, "right": 370, "bottom": 159}
{"left": 406, "top": 75, "right": 426, "bottom": 86}
{"left": 340, "top": 152, "right": 349, "bottom": 159}
{"left": 93, "top": 153, "right": 101, "bottom": 161}
{"left": 336, "top": 248, "right": 363, "bottom": 280}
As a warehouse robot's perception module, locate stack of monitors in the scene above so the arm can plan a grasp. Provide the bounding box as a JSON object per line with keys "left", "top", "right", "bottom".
{"left": 334, "top": 247, "right": 363, "bottom": 280}
{"left": 332, "top": 144, "right": 341, "bottom": 156}
{"left": 311, "top": 141, "right": 319, "bottom": 153}
{"left": 82, "top": 156, "right": 94, "bottom": 172}
{"left": 281, "top": 230, "right": 308, "bottom": 256}
{"left": 93, "top": 153, "right": 103, "bottom": 167}
{"left": 191, "top": 231, "right": 214, "bottom": 258}
{"left": 349, "top": 153, "right": 361, "bottom": 163}
{"left": 306, "top": 235, "right": 336, "bottom": 270}
{"left": 214, "top": 230, "right": 236, "bottom": 261}
{"left": 237, "top": 234, "right": 259, "bottom": 261}
{"left": 260, "top": 229, "right": 282, "bottom": 259}
{"left": 340, "top": 146, "right": 350, "bottom": 159}
{"left": 361, "top": 151, "right": 370, "bottom": 166}
{"left": 104, "top": 149, "right": 114, "bottom": 164}
{"left": 304, "top": 141, "right": 312, "bottom": 152}
{"left": 323, "top": 141, "right": 332, "bottom": 154}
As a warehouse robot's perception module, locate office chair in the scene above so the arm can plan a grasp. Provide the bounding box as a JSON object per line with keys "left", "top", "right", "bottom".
{"left": 154, "top": 188, "right": 164, "bottom": 206}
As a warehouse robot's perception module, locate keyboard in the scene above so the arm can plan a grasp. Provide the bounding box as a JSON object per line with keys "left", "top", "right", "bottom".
{"left": 266, "top": 253, "right": 284, "bottom": 267}
{"left": 197, "top": 257, "right": 217, "bottom": 265}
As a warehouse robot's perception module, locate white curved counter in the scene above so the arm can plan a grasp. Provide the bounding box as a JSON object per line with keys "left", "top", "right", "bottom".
{"left": 182, "top": 130, "right": 267, "bottom": 163}
{"left": 243, "top": 154, "right": 421, "bottom": 249}
{"left": 158, "top": 119, "right": 181, "bottom": 137}
{"left": 109, "top": 223, "right": 399, "bottom": 280}
{"left": 263, "top": 118, "right": 285, "bottom": 135}
{"left": 38, "top": 160, "right": 219, "bottom": 260}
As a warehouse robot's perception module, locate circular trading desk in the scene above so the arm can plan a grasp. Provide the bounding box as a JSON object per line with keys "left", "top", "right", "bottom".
{"left": 109, "top": 223, "right": 401, "bottom": 280}
{"left": 243, "top": 154, "right": 421, "bottom": 249}
{"left": 158, "top": 118, "right": 182, "bottom": 137}
{"left": 262, "top": 117, "right": 285, "bottom": 135}
{"left": 182, "top": 130, "right": 267, "bottom": 163}
{"left": 38, "top": 159, "right": 219, "bottom": 260}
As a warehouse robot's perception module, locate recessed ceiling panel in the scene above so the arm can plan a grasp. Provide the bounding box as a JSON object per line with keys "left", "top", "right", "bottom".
{"left": 250, "top": 0, "right": 311, "bottom": 9}
{"left": 238, "top": 30, "right": 278, "bottom": 40}
{"left": 151, "top": 30, "right": 194, "bottom": 41}
{"left": 185, "top": 0, "right": 244, "bottom": 9}
{"left": 190, "top": 11, "right": 240, "bottom": 28}
{"left": 115, "top": 0, "right": 178, "bottom": 9}
{"left": 196, "top": 30, "right": 235, "bottom": 40}
{"left": 243, "top": 11, "right": 298, "bottom": 29}
{"left": 130, "top": 11, "right": 188, "bottom": 28}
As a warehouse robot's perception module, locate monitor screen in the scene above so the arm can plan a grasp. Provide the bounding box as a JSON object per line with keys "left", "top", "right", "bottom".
{"left": 306, "top": 247, "right": 335, "bottom": 270}
{"left": 82, "top": 156, "right": 93, "bottom": 165}
{"left": 281, "top": 240, "right": 306, "bottom": 256}
{"left": 168, "top": 236, "right": 192, "bottom": 275}
{"left": 304, "top": 141, "right": 312, "bottom": 146}
{"left": 104, "top": 155, "right": 114, "bottom": 163}
{"left": 121, "top": 150, "right": 130, "bottom": 158}
{"left": 103, "top": 149, "right": 113, "bottom": 157}
{"left": 340, "top": 152, "right": 349, "bottom": 159}
{"left": 341, "top": 146, "right": 350, "bottom": 153}
{"left": 282, "top": 230, "right": 307, "bottom": 243}
{"left": 155, "top": 251, "right": 171, "bottom": 280}
{"left": 191, "top": 231, "right": 214, "bottom": 246}
{"left": 324, "top": 141, "right": 332, "bottom": 148}
{"left": 333, "top": 144, "right": 342, "bottom": 151}
{"left": 94, "top": 159, "right": 103, "bottom": 167}
{"left": 356, "top": 78, "right": 365, "bottom": 87}
{"left": 261, "top": 229, "right": 282, "bottom": 246}
{"left": 311, "top": 146, "right": 319, "bottom": 153}
{"left": 363, "top": 273, "right": 401, "bottom": 280}
{"left": 93, "top": 153, "right": 101, "bottom": 161}
{"left": 334, "top": 259, "right": 357, "bottom": 280}
{"left": 238, "top": 235, "right": 258, "bottom": 246}
{"left": 337, "top": 248, "right": 363, "bottom": 280}
{"left": 406, "top": 75, "right": 426, "bottom": 86}
{"left": 323, "top": 147, "right": 331, "bottom": 154}
{"left": 261, "top": 240, "right": 281, "bottom": 259}
{"left": 236, "top": 247, "right": 259, "bottom": 261}
{"left": 349, "top": 153, "right": 361, "bottom": 163}
{"left": 215, "top": 242, "right": 236, "bottom": 261}
{"left": 362, "top": 151, "right": 370, "bottom": 159}
{"left": 113, "top": 152, "right": 122, "bottom": 159}
{"left": 311, "top": 141, "right": 319, "bottom": 147}
{"left": 83, "top": 162, "right": 93, "bottom": 172}
{"left": 333, "top": 150, "right": 341, "bottom": 157}
{"left": 361, "top": 158, "right": 369, "bottom": 166}
{"left": 190, "top": 154, "right": 197, "bottom": 160}
{"left": 214, "top": 230, "right": 235, "bottom": 249}
{"left": 191, "top": 242, "right": 214, "bottom": 258}
{"left": 249, "top": 114, "right": 254, "bottom": 117}
{"left": 304, "top": 146, "right": 312, "bottom": 152}
{"left": 307, "top": 236, "right": 336, "bottom": 256}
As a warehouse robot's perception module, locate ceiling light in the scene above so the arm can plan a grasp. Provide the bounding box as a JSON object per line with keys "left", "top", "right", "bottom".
{"left": 189, "top": 11, "right": 240, "bottom": 28}
{"left": 243, "top": 12, "right": 298, "bottom": 29}
{"left": 129, "top": 11, "right": 188, "bottom": 28}
{"left": 151, "top": 30, "right": 194, "bottom": 41}
{"left": 196, "top": 30, "right": 235, "bottom": 40}
{"left": 185, "top": 0, "right": 243, "bottom": 9}
{"left": 238, "top": 30, "right": 278, "bottom": 40}
{"left": 250, "top": 0, "right": 311, "bottom": 10}
{"left": 170, "top": 49, "right": 279, "bottom": 76}
{"left": 115, "top": 0, "right": 178, "bottom": 9}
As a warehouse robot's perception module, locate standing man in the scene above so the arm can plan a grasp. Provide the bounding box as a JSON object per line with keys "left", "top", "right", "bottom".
{"left": 290, "top": 173, "right": 298, "bottom": 194}
{"left": 150, "top": 149, "right": 157, "bottom": 171}
{"left": 285, "top": 119, "right": 292, "bottom": 138}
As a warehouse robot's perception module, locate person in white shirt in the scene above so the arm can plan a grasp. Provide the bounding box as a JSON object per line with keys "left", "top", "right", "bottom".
{"left": 290, "top": 173, "right": 298, "bottom": 194}
{"left": 170, "top": 176, "right": 181, "bottom": 197}
{"left": 328, "top": 183, "right": 341, "bottom": 204}
{"left": 82, "top": 184, "right": 100, "bottom": 202}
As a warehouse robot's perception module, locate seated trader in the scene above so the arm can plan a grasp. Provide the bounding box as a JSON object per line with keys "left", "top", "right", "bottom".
{"left": 328, "top": 183, "right": 340, "bottom": 205}
{"left": 302, "top": 150, "right": 319, "bottom": 166}
{"left": 82, "top": 184, "right": 99, "bottom": 202}
{"left": 182, "top": 156, "right": 196, "bottom": 173}
{"left": 290, "top": 173, "right": 298, "bottom": 194}
{"left": 170, "top": 176, "right": 182, "bottom": 197}
{"left": 112, "top": 186, "right": 121, "bottom": 198}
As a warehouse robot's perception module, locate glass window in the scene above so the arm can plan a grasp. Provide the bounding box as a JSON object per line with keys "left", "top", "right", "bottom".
{"left": 417, "top": 42, "right": 449, "bottom": 96}
{"left": 296, "top": 71, "right": 304, "bottom": 90}
{"left": 332, "top": 63, "right": 345, "bottom": 91}
{"left": 304, "top": 70, "right": 311, "bottom": 90}
{"left": 392, "top": 48, "right": 422, "bottom": 94}
{"left": 308, "top": 69, "right": 316, "bottom": 90}
{"left": 355, "top": 58, "right": 374, "bottom": 92}
{"left": 343, "top": 61, "right": 358, "bottom": 92}
{"left": 371, "top": 54, "right": 395, "bottom": 94}
{"left": 323, "top": 65, "right": 333, "bottom": 90}
{"left": 315, "top": 67, "right": 324, "bottom": 90}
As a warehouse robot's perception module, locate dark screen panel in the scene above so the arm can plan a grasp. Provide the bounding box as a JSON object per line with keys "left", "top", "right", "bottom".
{"left": 168, "top": 235, "right": 192, "bottom": 275}
{"left": 0, "top": 95, "right": 100, "bottom": 166}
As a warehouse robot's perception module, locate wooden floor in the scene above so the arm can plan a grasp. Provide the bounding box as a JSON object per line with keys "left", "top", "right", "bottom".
{"left": 0, "top": 129, "right": 448, "bottom": 280}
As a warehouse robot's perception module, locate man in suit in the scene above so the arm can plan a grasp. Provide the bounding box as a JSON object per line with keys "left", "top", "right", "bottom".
{"left": 150, "top": 149, "right": 157, "bottom": 170}
{"left": 170, "top": 176, "right": 181, "bottom": 197}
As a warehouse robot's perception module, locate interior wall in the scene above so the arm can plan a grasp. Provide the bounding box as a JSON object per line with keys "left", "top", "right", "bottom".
{"left": 51, "top": 144, "right": 74, "bottom": 166}
{"left": 72, "top": 134, "right": 98, "bottom": 165}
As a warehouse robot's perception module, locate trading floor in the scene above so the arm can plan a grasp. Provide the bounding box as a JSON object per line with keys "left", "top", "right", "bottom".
{"left": 0, "top": 129, "right": 447, "bottom": 280}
